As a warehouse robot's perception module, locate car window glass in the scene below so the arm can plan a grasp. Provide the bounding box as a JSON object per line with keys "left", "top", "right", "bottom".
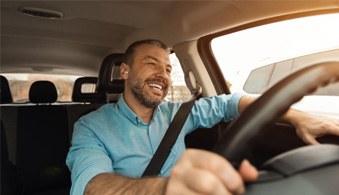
{"left": 1, "top": 53, "right": 191, "bottom": 103}
{"left": 211, "top": 13, "right": 339, "bottom": 94}
{"left": 211, "top": 13, "right": 339, "bottom": 118}
{"left": 166, "top": 53, "right": 191, "bottom": 102}
{"left": 1, "top": 73, "right": 80, "bottom": 103}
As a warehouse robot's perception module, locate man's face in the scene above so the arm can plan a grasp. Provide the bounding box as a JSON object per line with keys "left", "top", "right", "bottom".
{"left": 126, "top": 44, "right": 172, "bottom": 108}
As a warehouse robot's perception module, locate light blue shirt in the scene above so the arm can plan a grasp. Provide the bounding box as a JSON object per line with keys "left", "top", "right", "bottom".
{"left": 66, "top": 93, "right": 243, "bottom": 194}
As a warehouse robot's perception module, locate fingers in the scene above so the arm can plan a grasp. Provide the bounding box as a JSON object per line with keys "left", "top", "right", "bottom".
{"left": 186, "top": 149, "right": 245, "bottom": 194}
{"left": 238, "top": 160, "right": 259, "bottom": 182}
{"left": 296, "top": 126, "right": 321, "bottom": 145}
{"left": 294, "top": 113, "right": 339, "bottom": 145}
{"left": 327, "top": 118, "right": 339, "bottom": 136}
{"left": 170, "top": 167, "right": 231, "bottom": 195}
{"left": 303, "top": 134, "right": 320, "bottom": 145}
{"left": 166, "top": 149, "right": 251, "bottom": 195}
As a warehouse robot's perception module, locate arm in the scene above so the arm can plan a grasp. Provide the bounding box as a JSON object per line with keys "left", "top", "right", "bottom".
{"left": 85, "top": 149, "right": 258, "bottom": 195}
{"left": 237, "top": 95, "right": 339, "bottom": 144}
{"left": 85, "top": 173, "right": 166, "bottom": 195}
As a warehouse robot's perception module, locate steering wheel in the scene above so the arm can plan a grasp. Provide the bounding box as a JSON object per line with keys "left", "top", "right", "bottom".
{"left": 212, "top": 62, "right": 339, "bottom": 194}
{"left": 213, "top": 61, "right": 339, "bottom": 166}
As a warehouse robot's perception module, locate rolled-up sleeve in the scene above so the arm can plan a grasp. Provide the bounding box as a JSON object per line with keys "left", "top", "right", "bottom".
{"left": 189, "top": 93, "right": 244, "bottom": 130}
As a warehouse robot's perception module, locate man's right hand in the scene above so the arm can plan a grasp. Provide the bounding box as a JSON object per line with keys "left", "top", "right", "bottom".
{"left": 165, "top": 149, "right": 258, "bottom": 195}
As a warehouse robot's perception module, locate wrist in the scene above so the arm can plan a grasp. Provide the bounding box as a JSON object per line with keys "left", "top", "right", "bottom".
{"left": 282, "top": 108, "right": 307, "bottom": 127}
{"left": 162, "top": 177, "right": 169, "bottom": 195}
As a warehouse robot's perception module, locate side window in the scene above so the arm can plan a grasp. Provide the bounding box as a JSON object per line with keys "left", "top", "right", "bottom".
{"left": 166, "top": 53, "right": 191, "bottom": 102}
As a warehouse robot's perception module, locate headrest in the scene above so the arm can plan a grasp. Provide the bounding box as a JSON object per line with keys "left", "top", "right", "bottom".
{"left": 0, "top": 75, "right": 13, "bottom": 104}
{"left": 97, "top": 53, "right": 125, "bottom": 95}
{"left": 29, "top": 81, "right": 57, "bottom": 103}
{"left": 72, "top": 77, "right": 105, "bottom": 103}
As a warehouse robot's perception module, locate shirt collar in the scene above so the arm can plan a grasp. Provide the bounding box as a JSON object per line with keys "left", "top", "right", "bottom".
{"left": 117, "top": 95, "right": 160, "bottom": 126}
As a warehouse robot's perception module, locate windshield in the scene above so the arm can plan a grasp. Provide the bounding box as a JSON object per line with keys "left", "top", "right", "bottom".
{"left": 211, "top": 13, "right": 339, "bottom": 118}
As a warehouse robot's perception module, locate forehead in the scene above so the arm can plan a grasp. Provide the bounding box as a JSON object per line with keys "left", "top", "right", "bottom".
{"left": 134, "top": 44, "right": 170, "bottom": 63}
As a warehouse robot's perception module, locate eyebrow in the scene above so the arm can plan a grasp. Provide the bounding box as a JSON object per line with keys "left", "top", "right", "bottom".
{"left": 144, "top": 56, "right": 172, "bottom": 68}
{"left": 143, "top": 56, "right": 160, "bottom": 63}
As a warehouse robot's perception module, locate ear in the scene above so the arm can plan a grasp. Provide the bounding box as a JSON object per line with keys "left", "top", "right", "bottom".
{"left": 120, "top": 63, "right": 129, "bottom": 79}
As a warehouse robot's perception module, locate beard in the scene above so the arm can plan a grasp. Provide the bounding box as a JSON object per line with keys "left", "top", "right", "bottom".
{"left": 130, "top": 78, "right": 168, "bottom": 108}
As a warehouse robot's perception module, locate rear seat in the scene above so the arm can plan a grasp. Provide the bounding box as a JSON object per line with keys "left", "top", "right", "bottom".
{"left": 1, "top": 53, "right": 125, "bottom": 194}
{"left": 67, "top": 76, "right": 104, "bottom": 140}
{"left": 1, "top": 75, "right": 13, "bottom": 104}
{"left": 97, "top": 53, "right": 124, "bottom": 102}
{"left": 66, "top": 52, "right": 125, "bottom": 139}
{"left": 15, "top": 81, "right": 71, "bottom": 194}
{"left": 1, "top": 75, "right": 22, "bottom": 195}
{"left": 0, "top": 75, "right": 17, "bottom": 164}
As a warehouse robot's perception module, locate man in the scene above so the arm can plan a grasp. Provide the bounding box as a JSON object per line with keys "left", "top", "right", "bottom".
{"left": 66, "top": 39, "right": 339, "bottom": 195}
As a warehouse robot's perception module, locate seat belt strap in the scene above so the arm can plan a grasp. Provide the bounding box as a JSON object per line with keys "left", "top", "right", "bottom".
{"left": 142, "top": 98, "right": 196, "bottom": 176}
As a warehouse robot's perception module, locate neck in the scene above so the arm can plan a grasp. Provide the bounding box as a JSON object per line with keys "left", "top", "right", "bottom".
{"left": 123, "top": 93, "right": 155, "bottom": 124}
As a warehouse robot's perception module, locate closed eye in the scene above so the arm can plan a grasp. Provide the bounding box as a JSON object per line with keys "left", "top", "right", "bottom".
{"left": 148, "top": 62, "right": 157, "bottom": 66}
{"left": 166, "top": 67, "right": 172, "bottom": 74}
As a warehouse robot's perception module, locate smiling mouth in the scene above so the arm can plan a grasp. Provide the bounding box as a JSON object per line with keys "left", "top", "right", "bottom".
{"left": 148, "top": 83, "right": 163, "bottom": 90}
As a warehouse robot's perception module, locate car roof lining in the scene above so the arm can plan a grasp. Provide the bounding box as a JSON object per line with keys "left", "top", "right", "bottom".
{"left": 2, "top": 1, "right": 339, "bottom": 76}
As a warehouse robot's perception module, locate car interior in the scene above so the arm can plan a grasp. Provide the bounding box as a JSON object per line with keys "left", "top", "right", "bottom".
{"left": 1, "top": 1, "right": 339, "bottom": 194}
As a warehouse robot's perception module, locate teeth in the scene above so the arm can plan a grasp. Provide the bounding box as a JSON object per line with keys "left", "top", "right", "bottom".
{"left": 148, "top": 83, "right": 163, "bottom": 90}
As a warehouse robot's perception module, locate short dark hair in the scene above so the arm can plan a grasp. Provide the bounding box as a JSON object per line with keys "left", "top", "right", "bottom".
{"left": 123, "top": 39, "right": 170, "bottom": 66}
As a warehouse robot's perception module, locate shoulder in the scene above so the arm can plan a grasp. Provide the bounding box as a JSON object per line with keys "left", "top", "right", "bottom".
{"left": 72, "top": 104, "right": 118, "bottom": 140}
{"left": 158, "top": 100, "right": 182, "bottom": 114}
{"left": 76, "top": 104, "right": 116, "bottom": 126}
{"left": 159, "top": 100, "right": 180, "bottom": 109}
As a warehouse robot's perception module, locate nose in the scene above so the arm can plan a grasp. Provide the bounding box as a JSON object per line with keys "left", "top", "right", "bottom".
{"left": 155, "top": 65, "right": 170, "bottom": 81}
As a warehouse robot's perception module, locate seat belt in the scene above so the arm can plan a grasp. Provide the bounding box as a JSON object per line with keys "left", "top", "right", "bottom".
{"left": 142, "top": 98, "right": 196, "bottom": 176}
